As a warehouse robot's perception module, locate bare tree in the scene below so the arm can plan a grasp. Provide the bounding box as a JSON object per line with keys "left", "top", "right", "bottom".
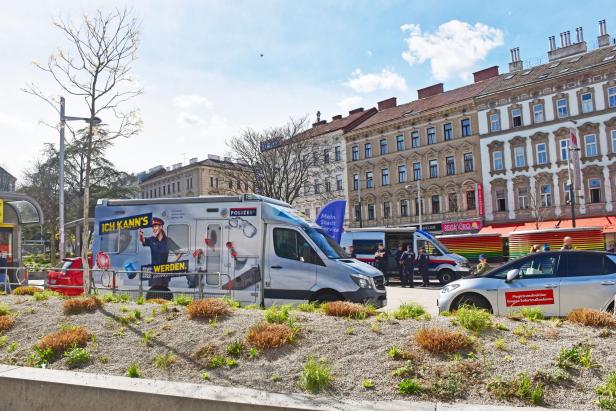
{"left": 528, "top": 179, "right": 551, "bottom": 230}
{"left": 24, "top": 8, "right": 143, "bottom": 293}
{"left": 226, "top": 117, "right": 337, "bottom": 205}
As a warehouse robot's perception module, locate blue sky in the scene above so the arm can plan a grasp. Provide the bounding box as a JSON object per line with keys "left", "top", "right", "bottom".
{"left": 1, "top": 0, "right": 614, "bottom": 179}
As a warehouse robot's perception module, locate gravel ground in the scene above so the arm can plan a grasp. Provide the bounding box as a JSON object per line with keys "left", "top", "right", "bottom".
{"left": 0, "top": 294, "right": 613, "bottom": 410}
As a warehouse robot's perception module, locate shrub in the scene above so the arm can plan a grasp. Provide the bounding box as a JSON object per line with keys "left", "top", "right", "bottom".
{"left": 452, "top": 305, "right": 493, "bottom": 332}
{"left": 264, "top": 305, "right": 291, "bottom": 324}
{"left": 557, "top": 344, "right": 599, "bottom": 369}
{"left": 37, "top": 326, "right": 90, "bottom": 357}
{"left": 300, "top": 357, "right": 333, "bottom": 393}
{"left": 0, "top": 303, "right": 9, "bottom": 316}
{"left": 596, "top": 372, "right": 616, "bottom": 410}
{"left": 226, "top": 340, "right": 244, "bottom": 358}
{"left": 153, "top": 352, "right": 176, "bottom": 369}
{"left": 0, "top": 315, "right": 15, "bottom": 332}
{"left": 12, "top": 286, "right": 42, "bottom": 296}
{"left": 487, "top": 373, "right": 543, "bottom": 405}
{"left": 64, "top": 346, "right": 91, "bottom": 368}
{"left": 323, "top": 301, "right": 375, "bottom": 319}
{"left": 126, "top": 362, "right": 141, "bottom": 378}
{"left": 194, "top": 343, "right": 217, "bottom": 360}
{"left": 246, "top": 322, "right": 295, "bottom": 349}
{"left": 398, "top": 378, "right": 423, "bottom": 395}
{"left": 186, "top": 299, "right": 231, "bottom": 320}
{"left": 136, "top": 296, "right": 145, "bottom": 305}
{"left": 172, "top": 294, "right": 193, "bottom": 306}
{"left": 62, "top": 297, "right": 103, "bottom": 315}
{"left": 494, "top": 338, "right": 507, "bottom": 351}
{"left": 207, "top": 354, "right": 226, "bottom": 369}
{"left": 415, "top": 327, "right": 471, "bottom": 354}
{"left": 518, "top": 307, "right": 545, "bottom": 322}
{"left": 567, "top": 308, "right": 616, "bottom": 328}
{"left": 392, "top": 303, "right": 427, "bottom": 320}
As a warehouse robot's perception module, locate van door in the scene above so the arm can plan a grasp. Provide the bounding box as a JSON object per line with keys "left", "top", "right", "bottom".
{"left": 195, "top": 221, "right": 228, "bottom": 298}
{"left": 265, "top": 225, "right": 318, "bottom": 305}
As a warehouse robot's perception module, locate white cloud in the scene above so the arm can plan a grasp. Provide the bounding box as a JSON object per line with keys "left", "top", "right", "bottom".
{"left": 343, "top": 68, "right": 407, "bottom": 93}
{"left": 172, "top": 94, "right": 214, "bottom": 110}
{"left": 401, "top": 20, "right": 504, "bottom": 81}
{"left": 337, "top": 96, "right": 363, "bottom": 111}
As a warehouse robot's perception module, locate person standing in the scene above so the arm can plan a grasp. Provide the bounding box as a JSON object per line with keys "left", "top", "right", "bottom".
{"left": 395, "top": 244, "right": 404, "bottom": 284}
{"left": 560, "top": 236, "right": 575, "bottom": 251}
{"left": 374, "top": 243, "right": 388, "bottom": 283}
{"left": 417, "top": 246, "right": 430, "bottom": 287}
{"left": 399, "top": 244, "right": 415, "bottom": 288}
{"left": 475, "top": 254, "right": 492, "bottom": 275}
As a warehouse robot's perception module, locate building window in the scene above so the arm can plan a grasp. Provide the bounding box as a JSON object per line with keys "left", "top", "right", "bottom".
{"left": 315, "top": 206, "right": 321, "bottom": 216}
{"left": 557, "top": 98, "right": 569, "bottom": 118}
{"left": 584, "top": 134, "right": 598, "bottom": 157}
{"left": 336, "top": 174, "right": 343, "bottom": 191}
{"left": 511, "top": 108, "right": 522, "bottom": 128}
{"left": 518, "top": 188, "right": 529, "bottom": 210}
{"left": 427, "top": 127, "right": 436, "bottom": 145}
{"left": 396, "top": 135, "right": 405, "bottom": 151}
{"left": 446, "top": 156, "right": 455, "bottom": 176}
{"left": 560, "top": 139, "right": 569, "bottom": 161}
{"left": 314, "top": 180, "right": 321, "bottom": 194}
{"left": 323, "top": 149, "right": 330, "bottom": 164}
{"left": 464, "top": 153, "right": 474, "bottom": 172}
{"left": 380, "top": 138, "right": 388, "bottom": 155}
{"left": 400, "top": 200, "right": 409, "bottom": 217}
{"left": 354, "top": 205, "right": 361, "bottom": 221}
{"left": 533, "top": 103, "right": 544, "bottom": 123}
{"left": 352, "top": 145, "right": 359, "bottom": 161}
{"left": 589, "top": 178, "right": 602, "bottom": 203}
{"left": 496, "top": 190, "right": 506, "bottom": 212}
{"left": 228, "top": 180, "right": 233, "bottom": 189}
{"left": 334, "top": 146, "right": 342, "bottom": 161}
{"left": 381, "top": 168, "right": 390, "bottom": 186}
{"left": 429, "top": 159, "right": 438, "bottom": 178}
{"left": 364, "top": 143, "right": 372, "bottom": 158}
{"left": 304, "top": 182, "right": 310, "bottom": 195}
{"left": 411, "top": 131, "right": 420, "bottom": 148}
{"left": 353, "top": 174, "right": 359, "bottom": 191}
{"left": 383, "top": 201, "right": 391, "bottom": 219}
{"left": 563, "top": 181, "right": 572, "bottom": 205}
{"left": 413, "top": 162, "right": 421, "bottom": 181}
{"left": 461, "top": 118, "right": 471, "bottom": 136}
{"left": 492, "top": 151, "right": 504, "bottom": 171}
{"left": 414, "top": 198, "right": 424, "bottom": 216}
{"left": 612, "top": 130, "right": 616, "bottom": 153}
{"left": 210, "top": 177, "right": 214, "bottom": 187}
{"left": 514, "top": 146, "right": 526, "bottom": 168}
{"left": 325, "top": 179, "right": 331, "bottom": 193}
{"left": 540, "top": 184, "right": 552, "bottom": 207}
{"left": 163, "top": 186, "right": 166, "bottom": 195}
{"left": 448, "top": 192, "right": 458, "bottom": 212}
{"left": 466, "top": 189, "right": 476, "bottom": 210}
{"left": 366, "top": 172, "right": 373, "bottom": 188}
{"left": 443, "top": 123, "right": 453, "bottom": 141}
{"left": 581, "top": 92, "right": 593, "bottom": 113}
{"left": 609, "top": 86, "right": 616, "bottom": 109}
{"left": 398, "top": 165, "right": 407, "bottom": 183}
{"left": 489, "top": 113, "right": 500, "bottom": 132}
{"left": 367, "top": 204, "right": 375, "bottom": 220}
{"left": 431, "top": 195, "right": 440, "bottom": 214}
{"left": 536, "top": 143, "right": 548, "bottom": 164}
{"left": 305, "top": 209, "right": 311, "bottom": 218}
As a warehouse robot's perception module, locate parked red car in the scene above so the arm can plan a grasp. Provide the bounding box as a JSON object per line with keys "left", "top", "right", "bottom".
{"left": 47, "top": 256, "right": 92, "bottom": 296}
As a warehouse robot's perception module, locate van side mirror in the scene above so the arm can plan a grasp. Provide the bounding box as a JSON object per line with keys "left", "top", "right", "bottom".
{"left": 506, "top": 269, "right": 519, "bottom": 283}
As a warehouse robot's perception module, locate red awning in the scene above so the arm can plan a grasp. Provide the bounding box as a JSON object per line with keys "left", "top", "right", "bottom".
{"left": 480, "top": 216, "right": 616, "bottom": 237}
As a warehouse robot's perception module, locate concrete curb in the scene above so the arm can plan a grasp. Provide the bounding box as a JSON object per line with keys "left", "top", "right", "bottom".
{"left": 0, "top": 365, "right": 572, "bottom": 411}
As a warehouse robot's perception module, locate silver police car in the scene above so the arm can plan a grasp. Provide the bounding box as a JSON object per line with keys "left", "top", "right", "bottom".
{"left": 438, "top": 251, "right": 616, "bottom": 316}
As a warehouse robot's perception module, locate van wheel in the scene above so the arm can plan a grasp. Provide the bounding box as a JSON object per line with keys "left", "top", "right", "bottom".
{"left": 437, "top": 269, "right": 456, "bottom": 285}
{"left": 311, "top": 290, "right": 344, "bottom": 303}
{"left": 451, "top": 293, "right": 492, "bottom": 313}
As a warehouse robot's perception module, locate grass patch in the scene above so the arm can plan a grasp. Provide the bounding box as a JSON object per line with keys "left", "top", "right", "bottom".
{"left": 567, "top": 308, "right": 616, "bottom": 328}
{"left": 100, "top": 293, "right": 130, "bottom": 303}
{"left": 362, "top": 378, "right": 375, "bottom": 389}
{"left": 494, "top": 338, "right": 507, "bottom": 351}
{"left": 201, "top": 372, "right": 210, "bottom": 381}
{"left": 513, "top": 324, "right": 536, "bottom": 338}
{"left": 297, "top": 302, "right": 319, "bottom": 313}
{"left": 398, "top": 378, "right": 423, "bottom": 395}
{"left": 0, "top": 336, "right": 8, "bottom": 348}
{"left": 264, "top": 305, "right": 291, "bottom": 324}
{"left": 34, "top": 290, "right": 60, "bottom": 301}
{"left": 391, "top": 303, "right": 427, "bottom": 320}
{"left": 487, "top": 373, "right": 543, "bottom": 405}
{"left": 206, "top": 354, "right": 226, "bottom": 369}
{"left": 0, "top": 303, "right": 9, "bottom": 316}
{"left": 36, "top": 326, "right": 90, "bottom": 358}
{"left": 142, "top": 330, "right": 156, "bottom": 346}
{"left": 226, "top": 340, "right": 244, "bottom": 358}
{"left": 430, "top": 372, "right": 463, "bottom": 400}
{"left": 452, "top": 305, "right": 493, "bottom": 332}
{"left": 172, "top": 294, "right": 193, "bottom": 306}
{"left": 557, "top": 344, "right": 599, "bottom": 369}
{"left": 517, "top": 307, "right": 545, "bottom": 322}
{"left": 596, "top": 372, "right": 616, "bottom": 410}
{"left": 388, "top": 345, "right": 420, "bottom": 362}
{"left": 186, "top": 299, "right": 232, "bottom": 320}
{"left": 64, "top": 346, "right": 91, "bottom": 368}
{"left": 415, "top": 327, "right": 472, "bottom": 354}
{"left": 300, "top": 357, "right": 333, "bottom": 393}
{"left": 322, "top": 301, "right": 375, "bottom": 319}
{"left": 153, "top": 352, "right": 176, "bottom": 369}
{"left": 0, "top": 315, "right": 15, "bottom": 332}
{"left": 62, "top": 297, "right": 103, "bottom": 315}
{"left": 136, "top": 295, "right": 145, "bottom": 305}
{"left": 392, "top": 361, "right": 415, "bottom": 377}
{"left": 7, "top": 342, "right": 18, "bottom": 353}
{"left": 126, "top": 362, "right": 141, "bottom": 378}
{"left": 246, "top": 322, "right": 295, "bottom": 349}
{"left": 12, "top": 286, "right": 42, "bottom": 296}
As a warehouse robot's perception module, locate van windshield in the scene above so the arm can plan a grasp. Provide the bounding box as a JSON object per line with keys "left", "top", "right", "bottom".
{"left": 304, "top": 227, "right": 348, "bottom": 259}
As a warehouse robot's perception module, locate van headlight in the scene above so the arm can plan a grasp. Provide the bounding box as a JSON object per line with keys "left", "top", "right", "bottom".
{"left": 441, "top": 283, "right": 460, "bottom": 293}
{"left": 350, "top": 274, "right": 372, "bottom": 289}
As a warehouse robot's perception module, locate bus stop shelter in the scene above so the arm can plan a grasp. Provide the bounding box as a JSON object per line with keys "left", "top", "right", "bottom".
{"left": 0, "top": 192, "right": 44, "bottom": 268}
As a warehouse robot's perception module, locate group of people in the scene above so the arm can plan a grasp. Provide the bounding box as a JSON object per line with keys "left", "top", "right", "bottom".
{"left": 529, "top": 235, "right": 576, "bottom": 254}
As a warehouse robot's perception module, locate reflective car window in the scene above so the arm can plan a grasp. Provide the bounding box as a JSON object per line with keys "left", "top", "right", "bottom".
{"left": 519, "top": 255, "right": 558, "bottom": 278}
{"left": 567, "top": 253, "right": 612, "bottom": 276}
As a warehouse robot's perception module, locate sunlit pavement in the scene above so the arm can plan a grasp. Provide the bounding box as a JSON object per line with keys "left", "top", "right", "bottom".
{"left": 382, "top": 281, "right": 441, "bottom": 316}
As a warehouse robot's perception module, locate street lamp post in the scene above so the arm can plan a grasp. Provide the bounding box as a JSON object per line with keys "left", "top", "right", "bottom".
{"left": 58, "top": 96, "right": 102, "bottom": 260}
{"left": 567, "top": 121, "right": 581, "bottom": 228}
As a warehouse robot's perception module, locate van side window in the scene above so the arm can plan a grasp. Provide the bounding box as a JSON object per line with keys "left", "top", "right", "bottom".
{"left": 273, "top": 228, "right": 323, "bottom": 265}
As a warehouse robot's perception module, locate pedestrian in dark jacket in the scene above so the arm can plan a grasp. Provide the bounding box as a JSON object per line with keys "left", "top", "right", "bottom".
{"left": 417, "top": 246, "right": 430, "bottom": 287}
{"left": 374, "top": 243, "right": 388, "bottom": 283}
{"left": 399, "top": 244, "right": 415, "bottom": 288}
{"left": 395, "top": 245, "right": 404, "bottom": 284}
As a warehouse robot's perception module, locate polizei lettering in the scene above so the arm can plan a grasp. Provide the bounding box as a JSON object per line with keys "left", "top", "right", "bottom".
{"left": 99, "top": 213, "right": 152, "bottom": 234}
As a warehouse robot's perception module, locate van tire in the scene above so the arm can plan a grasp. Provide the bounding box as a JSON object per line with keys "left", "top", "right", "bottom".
{"left": 437, "top": 269, "right": 456, "bottom": 285}
{"left": 310, "top": 290, "right": 344, "bottom": 303}
{"left": 451, "top": 293, "right": 492, "bottom": 313}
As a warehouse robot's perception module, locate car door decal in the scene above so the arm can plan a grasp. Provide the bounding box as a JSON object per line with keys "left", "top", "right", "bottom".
{"left": 505, "top": 290, "right": 554, "bottom": 307}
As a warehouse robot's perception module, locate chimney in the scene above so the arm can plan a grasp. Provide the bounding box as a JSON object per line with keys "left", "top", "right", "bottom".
{"left": 548, "top": 28, "right": 588, "bottom": 61}
{"left": 417, "top": 84, "right": 444, "bottom": 99}
{"left": 598, "top": 19, "right": 611, "bottom": 47}
{"left": 172, "top": 163, "right": 182, "bottom": 170}
{"left": 473, "top": 66, "right": 499, "bottom": 82}
{"left": 332, "top": 114, "right": 343, "bottom": 121}
{"left": 189, "top": 157, "right": 198, "bottom": 164}
{"left": 548, "top": 36, "right": 555, "bottom": 51}
{"left": 560, "top": 32, "right": 565, "bottom": 48}
{"left": 377, "top": 97, "right": 397, "bottom": 110}
{"left": 348, "top": 107, "right": 364, "bottom": 115}
{"left": 575, "top": 27, "right": 584, "bottom": 43}
{"left": 207, "top": 154, "right": 221, "bottom": 161}
{"left": 509, "top": 47, "right": 523, "bottom": 72}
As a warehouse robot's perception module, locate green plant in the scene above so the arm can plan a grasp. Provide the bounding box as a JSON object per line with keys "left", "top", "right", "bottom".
{"left": 487, "top": 373, "right": 543, "bottom": 405}
{"left": 495, "top": 323, "right": 509, "bottom": 331}
{"left": 392, "top": 361, "right": 415, "bottom": 377}
{"left": 557, "top": 345, "right": 599, "bottom": 369}
{"left": 226, "top": 340, "right": 244, "bottom": 358}
{"left": 98, "top": 355, "right": 109, "bottom": 364}
{"left": 172, "top": 294, "right": 193, "bottom": 306}
{"left": 264, "top": 305, "right": 291, "bottom": 324}
{"left": 362, "top": 379, "right": 375, "bottom": 389}
{"left": 201, "top": 372, "right": 210, "bottom": 381}
{"left": 370, "top": 322, "right": 381, "bottom": 333}
{"left": 34, "top": 290, "right": 59, "bottom": 301}
{"left": 494, "top": 338, "right": 506, "bottom": 350}
{"left": 153, "top": 352, "right": 176, "bottom": 369}
{"left": 300, "top": 357, "right": 333, "bottom": 393}
{"left": 596, "top": 372, "right": 616, "bottom": 410}
{"left": 0, "top": 303, "right": 12, "bottom": 316}
{"left": 391, "top": 303, "right": 427, "bottom": 320}
{"left": 503, "top": 354, "right": 513, "bottom": 362}
{"left": 452, "top": 305, "right": 493, "bottom": 332}
{"left": 297, "top": 302, "right": 319, "bottom": 313}
{"left": 248, "top": 347, "right": 258, "bottom": 359}
{"left": 388, "top": 346, "right": 401, "bottom": 359}
{"left": 225, "top": 358, "right": 238, "bottom": 367}
{"left": 222, "top": 296, "right": 241, "bottom": 309}
{"left": 398, "top": 378, "right": 423, "bottom": 395}
{"left": 0, "top": 336, "right": 8, "bottom": 348}
{"left": 133, "top": 310, "right": 142, "bottom": 320}
{"left": 32, "top": 346, "right": 54, "bottom": 367}
{"left": 64, "top": 346, "right": 91, "bottom": 367}
{"left": 345, "top": 326, "right": 354, "bottom": 335}
{"left": 271, "top": 373, "right": 282, "bottom": 382}
{"left": 136, "top": 295, "right": 145, "bottom": 305}
{"left": 513, "top": 324, "right": 536, "bottom": 338}
{"left": 142, "top": 330, "right": 156, "bottom": 346}
{"left": 209, "top": 316, "right": 218, "bottom": 327}
{"left": 126, "top": 362, "right": 141, "bottom": 378}
{"left": 430, "top": 373, "right": 462, "bottom": 400}
{"left": 518, "top": 307, "right": 545, "bottom": 322}
{"left": 207, "top": 355, "right": 226, "bottom": 369}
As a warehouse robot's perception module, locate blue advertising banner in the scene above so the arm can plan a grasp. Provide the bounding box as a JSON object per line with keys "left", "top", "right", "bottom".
{"left": 315, "top": 200, "right": 346, "bottom": 244}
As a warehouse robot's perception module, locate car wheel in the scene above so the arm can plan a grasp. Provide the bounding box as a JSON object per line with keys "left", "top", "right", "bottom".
{"left": 451, "top": 293, "right": 492, "bottom": 313}
{"left": 437, "top": 269, "right": 456, "bottom": 285}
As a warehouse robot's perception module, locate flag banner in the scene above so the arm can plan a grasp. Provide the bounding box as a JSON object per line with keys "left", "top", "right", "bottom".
{"left": 315, "top": 200, "right": 346, "bottom": 244}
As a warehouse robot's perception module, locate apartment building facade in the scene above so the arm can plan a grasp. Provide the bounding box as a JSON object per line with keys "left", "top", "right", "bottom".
{"left": 0, "top": 167, "right": 16, "bottom": 192}
{"left": 138, "top": 155, "right": 250, "bottom": 198}
{"left": 344, "top": 68, "right": 499, "bottom": 232}
{"left": 477, "top": 23, "right": 616, "bottom": 224}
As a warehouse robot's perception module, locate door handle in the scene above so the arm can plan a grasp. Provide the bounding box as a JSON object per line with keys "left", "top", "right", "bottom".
{"left": 270, "top": 265, "right": 282, "bottom": 269}
{"left": 544, "top": 284, "right": 559, "bottom": 289}
{"left": 600, "top": 281, "right": 616, "bottom": 286}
